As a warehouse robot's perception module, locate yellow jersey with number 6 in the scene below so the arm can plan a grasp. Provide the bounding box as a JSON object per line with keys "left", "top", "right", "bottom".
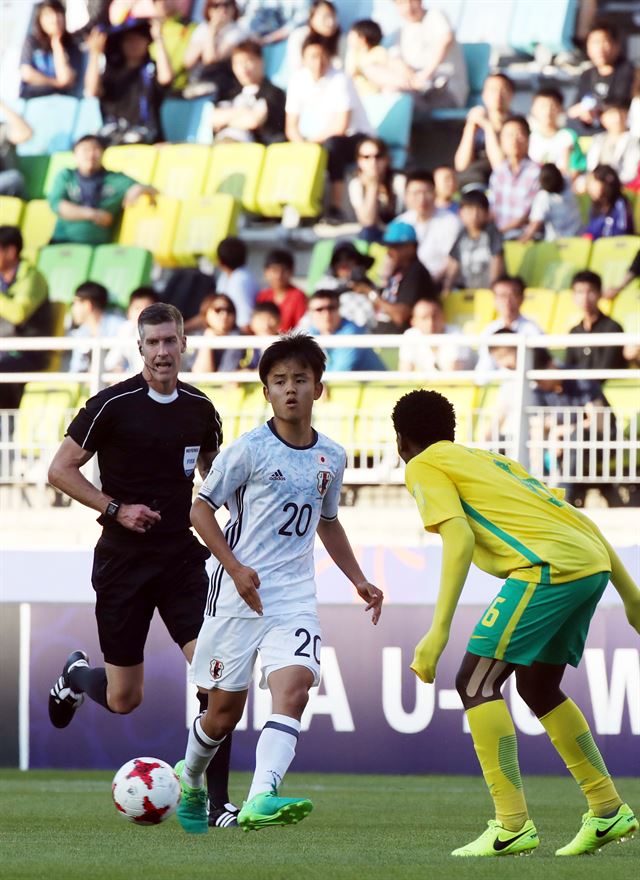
{"left": 405, "top": 441, "right": 611, "bottom": 584}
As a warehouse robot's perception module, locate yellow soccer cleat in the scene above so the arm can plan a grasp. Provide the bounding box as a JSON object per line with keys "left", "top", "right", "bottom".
{"left": 451, "top": 819, "right": 539, "bottom": 857}
{"left": 556, "top": 804, "right": 638, "bottom": 856}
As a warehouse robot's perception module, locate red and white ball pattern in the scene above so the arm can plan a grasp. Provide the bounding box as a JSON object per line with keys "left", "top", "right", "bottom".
{"left": 112, "top": 757, "right": 181, "bottom": 825}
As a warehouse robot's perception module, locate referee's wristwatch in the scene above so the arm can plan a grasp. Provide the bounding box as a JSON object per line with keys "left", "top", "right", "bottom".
{"left": 105, "top": 499, "right": 121, "bottom": 519}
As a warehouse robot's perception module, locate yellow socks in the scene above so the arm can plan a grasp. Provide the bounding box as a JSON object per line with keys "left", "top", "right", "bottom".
{"left": 540, "top": 698, "right": 622, "bottom": 817}
{"left": 466, "top": 700, "right": 529, "bottom": 831}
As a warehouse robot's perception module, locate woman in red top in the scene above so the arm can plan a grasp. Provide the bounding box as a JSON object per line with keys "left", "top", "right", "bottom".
{"left": 256, "top": 248, "right": 308, "bottom": 331}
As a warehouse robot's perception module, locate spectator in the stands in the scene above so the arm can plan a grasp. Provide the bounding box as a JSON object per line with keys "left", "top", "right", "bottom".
{"left": 567, "top": 20, "right": 635, "bottom": 133}
{"left": 285, "top": 33, "right": 373, "bottom": 223}
{"left": 443, "top": 190, "right": 504, "bottom": 293}
{"left": 528, "top": 88, "right": 576, "bottom": 175}
{"left": 85, "top": 19, "right": 170, "bottom": 145}
{"left": 190, "top": 293, "right": 246, "bottom": 373}
{"left": 566, "top": 270, "right": 625, "bottom": 373}
{"left": 394, "top": 170, "right": 462, "bottom": 284}
{"left": 65, "top": 0, "right": 111, "bottom": 38}
{"left": 371, "top": 220, "right": 436, "bottom": 333}
{"left": 109, "top": 0, "right": 192, "bottom": 24}
{"left": 256, "top": 248, "right": 307, "bottom": 332}
{"left": 239, "top": 0, "right": 310, "bottom": 47}
{"left": 215, "top": 236, "right": 258, "bottom": 330}
{"left": 315, "top": 240, "right": 378, "bottom": 330}
{"left": 242, "top": 301, "right": 282, "bottom": 370}
{"left": 307, "top": 289, "right": 386, "bottom": 372}
{"left": 399, "top": 298, "right": 473, "bottom": 372}
{"left": 183, "top": 0, "right": 246, "bottom": 100}
{"left": 48, "top": 134, "right": 157, "bottom": 246}
{"left": 587, "top": 99, "right": 640, "bottom": 185}
{"left": 585, "top": 163, "right": 634, "bottom": 239}
{"left": 347, "top": 137, "right": 398, "bottom": 242}
{"left": 211, "top": 39, "right": 285, "bottom": 144}
{"left": 0, "top": 226, "right": 51, "bottom": 409}
{"left": 67, "top": 281, "right": 126, "bottom": 374}
{"left": 604, "top": 248, "right": 640, "bottom": 299}
{"left": 0, "top": 102, "right": 33, "bottom": 197}
{"left": 287, "top": 0, "right": 341, "bottom": 74}
{"left": 454, "top": 72, "right": 515, "bottom": 188}
{"left": 488, "top": 115, "right": 540, "bottom": 241}
{"left": 433, "top": 165, "right": 459, "bottom": 213}
{"left": 105, "top": 286, "right": 160, "bottom": 372}
{"left": 147, "top": 0, "right": 196, "bottom": 94}
{"left": 345, "top": 19, "right": 390, "bottom": 97}
{"left": 475, "top": 275, "right": 542, "bottom": 377}
{"left": 520, "top": 163, "right": 583, "bottom": 242}
{"left": 19, "top": 0, "right": 82, "bottom": 99}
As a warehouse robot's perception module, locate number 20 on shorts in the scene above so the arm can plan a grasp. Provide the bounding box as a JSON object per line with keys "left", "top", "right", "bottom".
{"left": 481, "top": 596, "right": 506, "bottom": 628}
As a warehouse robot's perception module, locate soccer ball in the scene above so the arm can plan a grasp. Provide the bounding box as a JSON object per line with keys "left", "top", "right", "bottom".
{"left": 112, "top": 757, "right": 181, "bottom": 825}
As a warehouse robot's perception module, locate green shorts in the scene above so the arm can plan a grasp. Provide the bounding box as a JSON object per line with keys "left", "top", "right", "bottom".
{"left": 467, "top": 571, "right": 610, "bottom": 667}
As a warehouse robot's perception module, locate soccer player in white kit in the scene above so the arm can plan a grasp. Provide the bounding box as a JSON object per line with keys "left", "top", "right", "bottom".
{"left": 176, "top": 334, "right": 384, "bottom": 834}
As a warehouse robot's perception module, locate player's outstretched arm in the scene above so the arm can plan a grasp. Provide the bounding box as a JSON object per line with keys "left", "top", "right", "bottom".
{"left": 411, "top": 516, "right": 475, "bottom": 684}
{"left": 316, "top": 518, "right": 383, "bottom": 624}
{"left": 190, "top": 498, "right": 262, "bottom": 615}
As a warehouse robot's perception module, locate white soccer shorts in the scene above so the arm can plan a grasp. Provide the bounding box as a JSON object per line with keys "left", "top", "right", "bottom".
{"left": 190, "top": 610, "right": 322, "bottom": 691}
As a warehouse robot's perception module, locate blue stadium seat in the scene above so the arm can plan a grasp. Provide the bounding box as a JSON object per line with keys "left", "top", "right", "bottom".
{"left": 509, "top": 0, "right": 578, "bottom": 56}
{"left": 17, "top": 96, "right": 79, "bottom": 155}
{"left": 72, "top": 97, "right": 103, "bottom": 141}
{"left": 262, "top": 40, "right": 289, "bottom": 91}
{"left": 430, "top": 43, "right": 491, "bottom": 121}
{"left": 361, "top": 92, "right": 413, "bottom": 169}
{"left": 160, "top": 97, "right": 214, "bottom": 144}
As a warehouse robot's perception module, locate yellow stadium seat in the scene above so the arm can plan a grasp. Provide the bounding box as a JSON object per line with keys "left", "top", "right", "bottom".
{"left": 17, "top": 381, "right": 80, "bottom": 458}
{"left": 474, "top": 382, "right": 501, "bottom": 442}
{"left": 43, "top": 150, "right": 75, "bottom": 194}
{"left": 152, "top": 144, "right": 212, "bottom": 200}
{"left": 521, "top": 288, "right": 557, "bottom": 333}
{"left": 589, "top": 236, "right": 640, "bottom": 290}
{"left": 103, "top": 144, "right": 159, "bottom": 185}
{"left": 576, "top": 191, "right": 591, "bottom": 224}
{"left": 610, "top": 284, "right": 640, "bottom": 331}
{"left": 204, "top": 143, "right": 265, "bottom": 214}
{"left": 443, "top": 289, "right": 495, "bottom": 334}
{"left": 530, "top": 237, "right": 592, "bottom": 290}
{"left": 578, "top": 135, "right": 592, "bottom": 156}
{"left": 118, "top": 194, "right": 180, "bottom": 267}
{"left": 256, "top": 143, "right": 327, "bottom": 218}
{"left": 0, "top": 195, "right": 25, "bottom": 227}
{"left": 198, "top": 383, "right": 245, "bottom": 445}
{"left": 312, "top": 383, "right": 362, "bottom": 448}
{"left": 21, "top": 199, "right": 57, "bottom": 260}
{"left": 172, "top": 194, "right": 238, "bottom": 265}
{"left": 237, "top": 383, "right": 268, "bottom": 436}
{"left": 48, "top": 301, "right": 69, "bottom": 371}
{"left": 550, "top": 289, "right": 582, "bottom": 335}
{"left": 503, "top": 240, "right": 536, "bottom": 281}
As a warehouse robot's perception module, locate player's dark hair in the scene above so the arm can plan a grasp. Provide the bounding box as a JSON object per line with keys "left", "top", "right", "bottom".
{"left": 232, "top": 38, "right": 262, "bottom": 59}
{"left": 539, "top": 162, "right": 565, "bottom": 194}
{"left": 129, "top": 286, "right": 160, "bottom": 305}
{"left": 503, "top": 115, "right": 530, "bottom": 137}
{"left": 533, "top": 87, "right": 564, "bottom": 106}
{"left": 350, "top": 18, "right": 382, "bottom": 48}
{"left": 493, "top": 274, "right": 525, "bottom": 298}
{"left": 138, "top": 302, "right": 184, "bottom": 338}
{"left": 264, "top": 247, "right": 294, "bottom": 270}
{"left": 75, "top": 281, "right": 108, "bottom": 311}
{"left": 406, "top": 169, "right": 435, "bottom": 188}
{"left": 571, "top": 269, "right": 602, "bottom": 292}
{"left": 258, "top": 332, "right": 326, "bottom": 385}
{"left": 0, "top": 225, "right": 23, "bottom": 253}
{"left": 460, "top": 190, "right": 490, "bottom": 212}
{"left": 392, "top": 389, "right": 456, "bottom": 449}
{"left": 217, "top": 236, "right": 247, "bottom": 270}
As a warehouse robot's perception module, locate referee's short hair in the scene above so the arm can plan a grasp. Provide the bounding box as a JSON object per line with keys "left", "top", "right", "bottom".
{"left": 138, "top": 303, "right": 184, "bottom": 339}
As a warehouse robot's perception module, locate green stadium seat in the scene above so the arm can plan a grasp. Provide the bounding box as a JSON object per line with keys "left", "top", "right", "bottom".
{"left": 589, "top": 236, "right": 640, "bottom": 290}
{"left": 576, "top": 191, "right": 590, "bottom": 224}
{"left": 172, "top": 193, "right": 238, "bottom": 266}
{"left": 118, "top": 195, "right": 180, "bottom": 267}
{"left": 204, "top": 143, "right": 265, "bottom": 214}
{"left": 89, "top": 244, "right": 153, "bottom": 309}
{"left": 43, "top": 151, "right": 75, "bottom": 195}
{"left": 520, "top": 288, "right": 557, "bottom": 333}
{"left": 610, "top": 284, "right": 640, "bottom": 331}
{"left": 37, "top": 244, "right": 93, "bottom": 304}
{"left": 0, "top": 195, "right": 25, "bottom": 227}
{"left": 103, "top": 144, "right": 159, "bottom": 185}
{"left": 198, "top": 383, "right": 245, "bottom": 445}
{"left": 21, "top": 199, "right": 57, "bottom": 260}
{"left": 16, "top": 154, "right": 50, "bottom": 200}
{"left": 503, "top": 240, "right": 536, "bottom": 282}
{"left": 305, "top": 239, "right": 369, "bottom": 294}
{"left": 257, "top": 143, "right": 327, "bottom": 218}
{"left": 312, "top": 383, "right": 362, "bottom": 448}
{"left": 443, "top": 288, "right": 495, "bottom": 334}
{"left": 152, "top": 144, "right": 212, "bottom": 199}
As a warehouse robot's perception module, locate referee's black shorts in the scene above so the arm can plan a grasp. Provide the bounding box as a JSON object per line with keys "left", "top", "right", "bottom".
{"left": 91, "top": 533, "right": 210, "bottom": 667}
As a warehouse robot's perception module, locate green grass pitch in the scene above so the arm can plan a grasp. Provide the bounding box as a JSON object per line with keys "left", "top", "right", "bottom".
{"left": 1, "top": 770, "right": 638, "bottom": 880}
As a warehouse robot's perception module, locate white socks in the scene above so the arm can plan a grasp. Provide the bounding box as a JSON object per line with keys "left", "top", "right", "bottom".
{"left": 247, "top": 714, "right": 301, "bottom": 801}
{"left": 183, "top": 716, "right": 225, "bottom": 789}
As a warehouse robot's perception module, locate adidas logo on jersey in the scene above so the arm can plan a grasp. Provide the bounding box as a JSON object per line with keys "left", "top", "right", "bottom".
{"left": 269, "top": 469, "right": 286, "bottom": 481}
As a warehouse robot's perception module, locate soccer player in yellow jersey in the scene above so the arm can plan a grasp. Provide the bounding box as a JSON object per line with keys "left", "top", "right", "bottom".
{"left": 392, "top": 388, "right": 640, "bottom": 858}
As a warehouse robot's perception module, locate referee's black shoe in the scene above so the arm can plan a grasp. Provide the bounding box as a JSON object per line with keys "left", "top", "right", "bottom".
{"left": 48, "top": 650, "right": 89, "bottom": 729}
{"left": 209, "top": 803, "right": 240, "bottom": 828}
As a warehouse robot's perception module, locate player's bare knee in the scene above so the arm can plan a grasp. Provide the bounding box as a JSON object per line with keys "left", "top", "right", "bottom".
{"left": 109, "top": 690, "right": 143, "bottom": 714}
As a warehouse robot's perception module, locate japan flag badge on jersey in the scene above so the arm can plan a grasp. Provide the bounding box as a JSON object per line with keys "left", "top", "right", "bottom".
{"left": 183, "top": 446, "right": 200, "bottom": 476}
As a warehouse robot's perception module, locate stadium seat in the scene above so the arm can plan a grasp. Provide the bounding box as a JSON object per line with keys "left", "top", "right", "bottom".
{"left": 503, "top": 240, "right": 536, "bottom": 281}
{"left": 16, "top": 154, "right": 50, "bottom": 200}
{"left": 257, "top": 143, "right": 327, "bottom": 218}
{"left": 17, "top": 382, "right": 80, "bottom": 459}
{"left": 89, "top": 244, "right": 153, "bottom": 309}
{"left": 509, "top": 0, "right": 578, "bottom": 56}
{"left": 172, "top": 193, "right": 238, "bottom": 265}
{"left": 160, "top": 96, "right": 215, "bottom": 144}
{"left": 355, "top": 383, "right": 418, "bottom": 451}
{"left": 361, "top": 92, "right": 413, "bottom": 168}
{"left": 48, "top": 301, "right": 69, "bottom": 371}
{"left": 103, "top": 144, "right": 159, "bottom": 185}
{"left": 430, "top": 43, "right": 491, "bottom": 121}
{"left": 473, "top": 382, "right": 501, "bottom": 442}
{"left": 589, "top": 236, "right": 640, "bottom": 290}
{"left": 443, "top": 288, "right": 495, "bottom": 334}
{"left": 204, "top": 142, "right": 265, "bottom": 214}
{"left": 152, "top": 144, "right": 212, "bottom": 199}
{"left": 550, "top": 288, "right": 582, "bottom": 335}
{"left": 0, "top": 195, "right": 25, "bottom": 227}
{"left": 610, "top": 284, "right": 640, "bottom": 331}
{"left": 198, "top": 383, "right": 245, "bottom": 444}
{"left": 312, "top": 383, "right": 363, "bottom": 448}
{"left": 262, "top": 40, "right": 289, "bottom": 90}
{"left": 305, "top": 238, "right": 369, "bottom": 294}
{"left": 20, "top": 199, "right": 57, "bottom": 260}
{"left": 602, "top": 380, "right": 640, "bottom": 431}
{"left": 526, "top": 238, "right": 592, "bottom": 290}
{"left": 238, "top": 383, "right": 268, "bottom": 435}
{"left": 576, "top": 191, "right": 591, "bottom": 223}
{"left": 366, "top": 241, "right": 389, "bottom": 286}
{"left": 520, "top": 288, "right": 557, "bottom": 333}
{"left": 119, "top": 195, "right": 180, "bottom": 267}
{"left": 43, "top": 151, "right": 75, "bottom": 195}
{"left": 72, "top": 97, "right": 103, "bottom": 141}
{"left": 18, "top": 95, "right": 79, "bottom": 155}
{"left": 37, "top": 244, "right": 94, "bottom": 304}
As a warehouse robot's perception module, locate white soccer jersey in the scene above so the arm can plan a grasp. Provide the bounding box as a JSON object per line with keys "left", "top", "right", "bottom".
{"left": 198, "top": 419, "right": 346, "bottom": 618}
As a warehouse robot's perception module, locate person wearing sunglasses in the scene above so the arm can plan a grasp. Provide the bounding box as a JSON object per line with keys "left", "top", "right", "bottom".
{"left": 190, "top": 293, "right": 246, "bottom": 373}
{"left": 347, "top": 136, "right": 398, "bottom": 242}
{"left": 307, "top": 289, "right": 386, "bottom": 372}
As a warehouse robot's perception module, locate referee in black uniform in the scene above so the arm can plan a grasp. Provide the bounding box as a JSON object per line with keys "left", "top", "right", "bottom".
{"left": 47, "top": 302, "right": 238, "bottom": 828}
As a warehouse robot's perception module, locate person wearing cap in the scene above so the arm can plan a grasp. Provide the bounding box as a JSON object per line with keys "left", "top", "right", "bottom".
{"left": 372, "top": 220, "right": 437, "bottom": 333}
{"left": 307, "top": 289, "right": 386, "bottom": 372}
{"left": 315, "top": 240, "right": 379, "bottom": 330}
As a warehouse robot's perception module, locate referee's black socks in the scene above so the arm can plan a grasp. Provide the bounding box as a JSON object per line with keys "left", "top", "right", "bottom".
{"left": 69, "top": 665, "right": 113, "bottom": 712}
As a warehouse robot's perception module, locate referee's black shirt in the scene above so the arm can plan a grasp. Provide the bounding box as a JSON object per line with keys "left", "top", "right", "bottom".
{"left": 66, "top": 374, "right": 222, "bottom": 545}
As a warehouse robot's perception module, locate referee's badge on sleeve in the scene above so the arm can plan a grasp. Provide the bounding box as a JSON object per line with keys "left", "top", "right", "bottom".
{"left": 183, "top": 446, "right": 200, "bottom": 476}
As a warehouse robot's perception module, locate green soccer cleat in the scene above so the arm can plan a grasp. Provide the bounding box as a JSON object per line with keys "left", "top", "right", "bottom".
{"left": 237, "top": 789, "right": 313, "bottom": 832}
{"left": 451, "top": 819, "right": 539, "bottom": 857}
{"left": 556, "top": 803, "right": 639, "bottom": 856}
{"left": 174, "top": 760, "right": 208, "bottom": 834}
